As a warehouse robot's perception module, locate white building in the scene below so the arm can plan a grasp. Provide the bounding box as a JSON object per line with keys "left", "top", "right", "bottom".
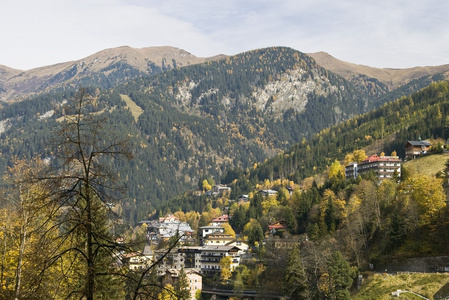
{"left": 199, "top": 225, "right": 225, "bottom": 238}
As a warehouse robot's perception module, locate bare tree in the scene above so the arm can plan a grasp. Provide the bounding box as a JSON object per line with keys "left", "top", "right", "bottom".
{"left": 45, "top": 88, "right": 132, "bottom": 300}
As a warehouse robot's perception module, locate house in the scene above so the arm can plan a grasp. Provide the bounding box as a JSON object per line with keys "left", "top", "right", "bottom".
{"left": 238, "top": 194, "right": 249, "bottom": 202}
{"left": 200, "top": 245, "right": 241, "bottom": 276}
{"left": 156, "top": 245, "right": 241, "bottom": 277}
{"left": 268, "top": 220, "right": 288, "bottom": 235}
{"left": 260, "top": 189, "right": 278, "bottom": 197}
{"left": 210, "top": 214, "right": 229, "bottom": 226}
{"left": 154, "top": 248, "right": 185, "bottom": 276}
{"left": 185, "top": 269, "right": 202, "bottom": 299}
{"left": 199, "top": 225, "right": 225, "bottom": 238}
{"left": 265, "top": 234, "right": 308, "bottom": 252}
{"left": 345, "top": 154, "right": 402, "bottom": 181}
{"left": 203, "top": 232, "right": 234, "bottom": 246}
{"left": 405, "top": 140, "right": 431, "bottom": 158}
{"left": 345, "top": 162, "right": 358, "bottom": 178}
{"left": 122, "top": 244, "right": 154, "bottom": 271}
{"left": 147, "top": 218, "right": 194, "bottom": 243}
{"left": 178, "top": 247, "right": 203, "bottom": 269}
{"left": 161, "top": 268, "right": 202, "bottom": 300}
{"left": 225, "top": 240, "right": 249, "bottom": 253}
{"left": 212, "top": 184, "right": 232, "bottom": 196}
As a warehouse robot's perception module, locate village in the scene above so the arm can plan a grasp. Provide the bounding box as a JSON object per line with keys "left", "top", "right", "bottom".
{"left": 117, "top": 140, "right": 437, "bottom": 299}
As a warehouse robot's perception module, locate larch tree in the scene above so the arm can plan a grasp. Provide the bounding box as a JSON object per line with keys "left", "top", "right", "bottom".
{"left": 219, "top": 256, "right": 233, "bottom": 282}
{"left": 45, "top": 88, "right": 132, "bottom": 300}
{"left": 408, "top": 175, "right": 446, "bottom": 224}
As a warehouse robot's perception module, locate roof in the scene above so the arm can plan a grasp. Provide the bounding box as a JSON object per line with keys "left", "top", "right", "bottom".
{"left": 268, "top": 220, "right": 288, "bottom": 231}
{"left": 260, "top": 189, "right": 278, "bottom": 195}
{"left": 205, "top": 232, "right": 234, "bottom": 240}
{"left": 164, "top": 268, "right": 202, "bottom": 276}
{"left": 361, "top": 154, "right": 401, "bottom": 164}
{"left": 122, "top": 252, "right": 141, "bottom": 258}
{"left": 225, "top": 240, "right": 249, "bottom": 250}
{"left": 199, "top": 225, "right": 225, "bottom": 230}
{"left": 406, "top": 140, "right": 431, "bottom": 147}
{"left": 211, "top": 215, "right": 229, "bottom": 222}
{"left": 201, "top": 245, "right": 240, "bottom": 252}
{"left": 154, "top": 221, "right": 193, "bottom": 233}
{"left": 143, "top": 245, "right": 153, "bottom": 256}
{"left": 159, "top": 215, "right": 179, "bottom": 223}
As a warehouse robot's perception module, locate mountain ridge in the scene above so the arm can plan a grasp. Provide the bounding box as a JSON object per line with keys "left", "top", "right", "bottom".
{"left": 0, "top": 46, "right": 227, "bottom": 102}
{"left": 2, "top": 45, "right": 449, "bottom": 103}
{"left": 308, "top": 51, "right": 449, "bottom": 89}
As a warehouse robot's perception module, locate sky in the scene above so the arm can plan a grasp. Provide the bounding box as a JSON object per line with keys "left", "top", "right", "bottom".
{"left": 1, "top": 0, "right": 448, "bottom": 70}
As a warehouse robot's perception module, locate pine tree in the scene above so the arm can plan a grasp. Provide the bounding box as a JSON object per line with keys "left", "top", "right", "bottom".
{"left": 283, "top": 244, "right": 309, "bottom": 299}
{"left": 328, "top": 251, "right": 355, "bottom": 300}
{"left": 389, "top": 209, "right": 406, "bottom": 248}
{"left": 174, "top": 269, "right": 190, "bottom": 300}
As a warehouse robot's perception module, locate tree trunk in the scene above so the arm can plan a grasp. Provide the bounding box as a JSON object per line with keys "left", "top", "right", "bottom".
{"left": 14, "top": 210, "right": 28, "bottom": 300}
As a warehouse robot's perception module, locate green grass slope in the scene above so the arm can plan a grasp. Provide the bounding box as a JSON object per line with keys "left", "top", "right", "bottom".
{"left": 353, "top": 272, "right": 449, "bottom": 300}
{"left": 404, "top": 153, "right": 449, "bottom": 178}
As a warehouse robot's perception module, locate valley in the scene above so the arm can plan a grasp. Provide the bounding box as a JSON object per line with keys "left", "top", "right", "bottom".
{"left": 1, "top": 46, "right": 449, "bottom": 299}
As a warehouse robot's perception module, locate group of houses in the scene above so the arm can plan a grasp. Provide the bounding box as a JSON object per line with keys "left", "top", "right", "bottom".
{"left": 123, "top": 214, "right": 250, "bottom": 299}
{"left": 140, "top": 215, "right": 195, "bottom": 243}
{"left": 345, "top": 140, "right": 433, "bottom": 182}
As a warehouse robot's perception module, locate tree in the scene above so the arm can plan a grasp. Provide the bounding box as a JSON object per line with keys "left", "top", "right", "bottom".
{"left": 243, "top": 219, "right": 264, "bottom": 247}
{"left": 328, "top": 251, "right": 355, "bottom": 300}
{"left": 233, "top": 271, "right": 245, "bottom": 298}
{"left": 174, "top": 269, "right": 190, "bottom": 300}
{"left": 46, "top": 88, "right": 132, "bottom": 299}
{"left": 222, "top": 223, "right": 236, "bottom": 237}
{"left": 219, "top": 256, "right": 233, "bottom": 282}
{"left": 352, "top": 149, "right": 367, "bottom": 164}
{"left": 0, "top": 158, "right": 62, "bottom": 299}
{"left": 283, "top": 244, "right": 309, "bottom": 299}
{"left": 229, "top": 205, "right": 247, "bottom": 234}
{"left": 195, "top": 289, "right": 202, "bottom": 300}
{"left": 201, "top": 179, "right": 212, "bottom": 192}
{"left": 389, "top": 209, "right": 406, "bottom": 248}
{"left": 158, "top": 284, "right": 175, "bottom": 300}
{"left": 328, "top": 160, "right": 344, "bottom": 181}
{"left": 408, "top": 175, "right": 446, "bottom": 224}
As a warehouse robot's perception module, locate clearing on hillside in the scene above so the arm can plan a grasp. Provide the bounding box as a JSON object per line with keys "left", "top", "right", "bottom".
{"left": 120, "top": 94, "right": 143, "bottom": 122}
{"left": 403, "top": 153, "right": 449, "bottom": 177}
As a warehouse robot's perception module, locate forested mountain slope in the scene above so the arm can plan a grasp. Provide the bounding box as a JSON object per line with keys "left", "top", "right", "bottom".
{"left": 1, "top": 47, "right": 448, "bottom": 224}
{"left": 227, "top": 80, "right": 449, "bottom": 196}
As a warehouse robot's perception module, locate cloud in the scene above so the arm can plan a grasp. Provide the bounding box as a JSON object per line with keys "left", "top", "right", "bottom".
{"left": 1, "top": 0, "right": 448, "bottom": 69}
